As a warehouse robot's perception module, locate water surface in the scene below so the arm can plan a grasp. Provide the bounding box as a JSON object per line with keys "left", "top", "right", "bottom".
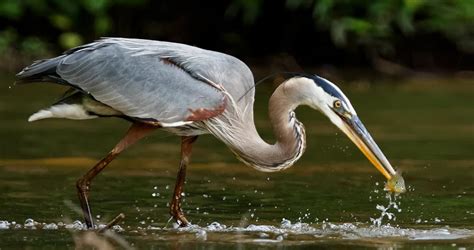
{"left": 1, "top": 74, "right": 473, "bottom": 249}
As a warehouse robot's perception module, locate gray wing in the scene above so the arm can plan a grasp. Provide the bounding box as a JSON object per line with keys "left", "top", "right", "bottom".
{"left": 55, "top": 38, "right": 255, "bottom": 125}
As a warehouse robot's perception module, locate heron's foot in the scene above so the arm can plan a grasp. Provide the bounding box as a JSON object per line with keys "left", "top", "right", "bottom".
{"left": 76, "top": 179, "right": 95, "bottom": 229}
{"left": 173, "top": 213, "right": 189, "bottom": 227}
{"left": 170, "top": 205, "right": 189, "bottom": 227}
{"left": 97, "top": 213, "right": 125, "bottom": 233}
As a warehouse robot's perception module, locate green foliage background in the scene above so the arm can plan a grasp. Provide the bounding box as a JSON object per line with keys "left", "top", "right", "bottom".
{"left": 0, "top": 0, "right": 472, "bottom": 70}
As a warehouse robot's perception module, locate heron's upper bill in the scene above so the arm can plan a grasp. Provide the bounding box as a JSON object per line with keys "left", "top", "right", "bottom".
{"left": 336, "top": 115, "right": 406, "bottom": 193}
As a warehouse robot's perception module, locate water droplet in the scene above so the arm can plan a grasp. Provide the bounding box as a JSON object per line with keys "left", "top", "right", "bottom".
{"left": 281, "top": 218, "right": 291, "bottom": 228}
{"left": 195, "top": 229, "right": 207, "bottom": 240}
{"left": 43, "top": 223, "right": 58, "bottom": 230}
{"left": 24, "top": 219, "right": 36, "bottom": 229}
{"left": 259, "top": 232, "right": 269, "bottom": 238}
{"left": 0, "top": 221, "right": 11, "bottom": 229}
{"left": 370, "top": 193, "right": 401, "bottom": 227}
{"left": 65, "top": 220, "right": 84, "bottom": 230}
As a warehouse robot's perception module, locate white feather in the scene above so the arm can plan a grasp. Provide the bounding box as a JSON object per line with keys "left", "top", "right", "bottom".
{"left": 28, "top": 110, "right": 54, "bottom": 122}
{"left": 28, "top": 104, "right": 97, "bottom": 122}
{"left": 160, "top": 121, "right": 194, "bottom": 127}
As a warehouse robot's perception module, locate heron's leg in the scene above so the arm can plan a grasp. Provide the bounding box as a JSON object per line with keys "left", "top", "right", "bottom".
{"left": 170, "top": 136, "right": 198, "bottom": 226}
{"left": 76, "top": 122, "right": 156, "bottom": 229}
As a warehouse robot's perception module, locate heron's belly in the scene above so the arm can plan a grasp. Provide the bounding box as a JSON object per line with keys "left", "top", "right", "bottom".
{"left": 161, "top": 123, "right": 209, "bottom": 137}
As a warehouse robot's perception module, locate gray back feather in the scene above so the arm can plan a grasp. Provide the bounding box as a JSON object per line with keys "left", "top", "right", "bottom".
{"left": 53, "top": 38, "right": 255, "bottom": 124}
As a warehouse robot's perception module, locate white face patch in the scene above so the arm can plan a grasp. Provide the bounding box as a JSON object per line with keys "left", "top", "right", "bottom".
{"left": 282, "top": 75, "right": 357, "bottom": 130}
{"left": 283, "top": 77, "right": 333, "bottom": 111}
{"left": 283, "top": 76, "right": 357, "bottom": 132}
{"left": 316, "top": 76, "right": 356, "bottom": 114}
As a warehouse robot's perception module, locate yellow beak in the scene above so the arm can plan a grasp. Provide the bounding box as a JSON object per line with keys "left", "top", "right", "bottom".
{"left": 339, "top": 115, "right": 396, "bottom": 180}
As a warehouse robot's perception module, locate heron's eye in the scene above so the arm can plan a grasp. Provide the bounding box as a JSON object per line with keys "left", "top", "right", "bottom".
{"left": 333, "top": 100, "right": 342, "bottom": 109}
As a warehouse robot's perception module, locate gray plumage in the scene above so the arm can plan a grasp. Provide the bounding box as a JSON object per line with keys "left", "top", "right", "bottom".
{"left": 18, "top": 38, "right": 305, "bottom": 171}
{"left": 17, "top": 38, "right": 401, "bottom": 228}
{"left": 17, "top": 37, "right": 395, "bottom": 176}
{"left": 18, "top": 38, "right": 255, "bottom": 125}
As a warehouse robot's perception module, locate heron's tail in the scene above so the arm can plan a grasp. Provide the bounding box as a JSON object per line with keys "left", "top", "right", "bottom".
{"left": 15, "top": 55, "right": 69, "bottom": 85}
{"left": 27, "top": 89, "right": 122, "bottom": 122}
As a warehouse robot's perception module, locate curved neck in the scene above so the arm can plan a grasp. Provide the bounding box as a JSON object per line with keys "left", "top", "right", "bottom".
{"left": 221, "top": 81, "right": 307, "bottom": 172}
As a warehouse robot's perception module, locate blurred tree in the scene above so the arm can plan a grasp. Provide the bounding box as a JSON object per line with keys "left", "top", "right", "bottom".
{"left": 421, "top": 0, "right": 474, "bottom": 53}
{"left": 0, "top": 0, "right": 472, "bottom": 72}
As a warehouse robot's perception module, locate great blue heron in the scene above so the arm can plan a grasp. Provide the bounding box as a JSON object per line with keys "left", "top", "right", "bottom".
{"left": 16, "top": 38, "right": 405, "bottom": 229}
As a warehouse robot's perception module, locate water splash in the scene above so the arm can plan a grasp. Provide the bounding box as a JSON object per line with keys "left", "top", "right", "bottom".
{"left": 0, "top": 219, "right": 123, "bottom": 231}
{"left": 370, "top": 192, "right": 402, "bottom": 227}
{"left": 162, "top": 219, "right": 474, "bottom": 242}
{"left": 1, "top": 218, "right": 473, "bottom": 242}
{"left": 0, "top": 220, "right": 11, "bottom": 229}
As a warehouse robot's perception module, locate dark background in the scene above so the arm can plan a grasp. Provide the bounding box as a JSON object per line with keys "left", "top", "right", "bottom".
{"left": 1, "top": 0, "right": 473, "bottom": 74}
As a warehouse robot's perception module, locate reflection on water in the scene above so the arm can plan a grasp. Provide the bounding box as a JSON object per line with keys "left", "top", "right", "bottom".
{"left": 1, "top": 74, "right": 474, "bottom": 248}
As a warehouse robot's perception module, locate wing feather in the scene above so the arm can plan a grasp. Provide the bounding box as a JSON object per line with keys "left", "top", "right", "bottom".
{"left": 55, "top": 39, "right": 235, "bottom": 124}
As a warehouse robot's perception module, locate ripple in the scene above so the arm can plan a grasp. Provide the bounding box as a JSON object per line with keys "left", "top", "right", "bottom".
{"left": 0, "top": 219, "right": 124, "bottom": 232}
{"left": 0, "top": 218, "right": 472, "bottom": 242}
{"left": 155, "top": 219, "right": 474, "bottom": 242}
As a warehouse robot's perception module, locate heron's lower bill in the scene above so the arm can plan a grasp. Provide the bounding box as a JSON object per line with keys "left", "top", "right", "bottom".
{"left": 384, "top": 172, "right": 406, "bottom": 194}
{"left": 339, "top": 115, "right": 405, "bottom": 193}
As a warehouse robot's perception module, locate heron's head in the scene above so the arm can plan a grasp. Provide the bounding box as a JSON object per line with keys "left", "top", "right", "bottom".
{"left": 285, "top": 75, "right": 404, "bottom": 193}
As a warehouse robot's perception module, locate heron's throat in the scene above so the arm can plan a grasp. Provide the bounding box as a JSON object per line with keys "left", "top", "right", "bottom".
{"left": 229, "top": 82, "right": 307, "bottom": 172}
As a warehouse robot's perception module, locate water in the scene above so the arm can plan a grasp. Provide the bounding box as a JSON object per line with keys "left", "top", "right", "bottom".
{"left": 1, "top": 74, "right": 473, "bottom": 248}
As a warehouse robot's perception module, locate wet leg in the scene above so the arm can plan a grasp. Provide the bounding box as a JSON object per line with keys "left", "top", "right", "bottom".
{"left": 76, "top": 122, "right": 156, "bottom": 229}
{"left": 169, "top": 136, "right": 198, "bottom": 226}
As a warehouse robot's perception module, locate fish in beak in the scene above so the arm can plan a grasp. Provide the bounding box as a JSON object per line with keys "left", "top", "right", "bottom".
{"left": 305, "top": 74, "right": 406, "bottom": 193}
{"left": 338, "top": 115, "right": 406, "bottom": 194}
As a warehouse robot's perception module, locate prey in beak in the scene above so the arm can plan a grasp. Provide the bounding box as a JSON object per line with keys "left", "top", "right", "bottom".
{"left": 337, "top": 113, "right": 406, "bottom": 194}
{"left": 308, "top": 75, "right": 406, "bottom": 194}
{"left": 338, "top": 114, "right": 395, "bottom": 180}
